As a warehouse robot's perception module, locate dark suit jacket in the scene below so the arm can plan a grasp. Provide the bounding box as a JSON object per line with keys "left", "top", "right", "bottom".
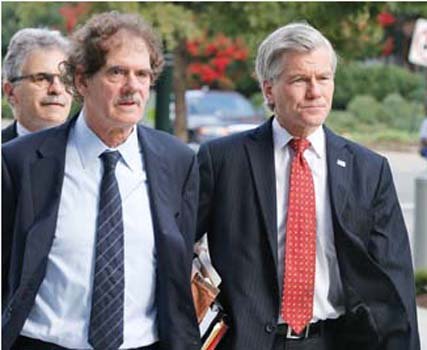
{"left": 2, "top": 118, "right": 201, "bottom": 350}
{"left": 197, "top": 118, "right": 420, "bottom": 350}
{"left": 2, "top": 122, "right": 17, "bottom": 144}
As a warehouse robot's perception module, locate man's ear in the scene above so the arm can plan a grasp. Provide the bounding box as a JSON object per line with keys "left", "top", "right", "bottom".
{"left": 3, "top": 81, "right": 17, "bottom": 106}
{"left": 262, "top": 80, "right": 274, "bottom": 106}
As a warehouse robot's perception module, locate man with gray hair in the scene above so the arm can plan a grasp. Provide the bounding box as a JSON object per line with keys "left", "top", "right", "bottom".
{"left": 197, "top": 22, "right": 419, "bottom": 350}
{"left": 2, "top": 28, "right": 72, "bottom": 143}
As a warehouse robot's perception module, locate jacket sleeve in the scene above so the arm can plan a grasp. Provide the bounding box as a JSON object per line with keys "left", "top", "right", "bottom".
{"left": 369, "top": 158, "right": 420, "bottom": 350}
{"left": 196, "top": 143, "right": 215, "bottom": 242}
{"left": 180, "top": 152, "right": 199, "bottom": 251}
{"left": 2, "top": 154, "right": 16, "bottom": 310}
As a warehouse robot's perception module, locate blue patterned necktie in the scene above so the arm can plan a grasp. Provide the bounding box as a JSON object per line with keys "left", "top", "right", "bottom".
{"left": 89, "top": 150, "right": 124, "bottom": 349}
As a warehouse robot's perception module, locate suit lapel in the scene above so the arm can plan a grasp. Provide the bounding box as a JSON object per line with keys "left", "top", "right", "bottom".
{"left": 1, "top": 121, "right": 18, "bottom": 143}
{"left": 325, "top": 127, "right": 353, "bottom": 223}
{"left": 137, "top": 126, "right": 175, "bottom": 242}
{"left": 244, "top": 119, "right": 278, "bottom": 268}
{"left": 20, "top": 119, "right": 74, "bottom": 284}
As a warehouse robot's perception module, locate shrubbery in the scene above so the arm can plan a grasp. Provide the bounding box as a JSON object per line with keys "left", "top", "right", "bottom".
{"left": 415, "top": 269, "right": 427, "bottom": 295}
{"left": 334, "top": 62, "right": 424, "bottom": 109}
{"left": 326, "top": 93, "right": 423, "bottom": 148}
{"left": 1, "top": 96, "right": 13, "bottom": 120}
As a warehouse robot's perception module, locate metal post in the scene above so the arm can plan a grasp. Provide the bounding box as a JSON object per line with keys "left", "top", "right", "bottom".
{"left": 414, "top": 173, "right": 427, "bottom": 270}
{"left": 155, "top": 52, "right": 174, "bottom": 133}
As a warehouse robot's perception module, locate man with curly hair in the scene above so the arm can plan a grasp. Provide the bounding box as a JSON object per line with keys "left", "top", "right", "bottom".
{"left": 2, "top": 12, "right": 201, "bottom": 350}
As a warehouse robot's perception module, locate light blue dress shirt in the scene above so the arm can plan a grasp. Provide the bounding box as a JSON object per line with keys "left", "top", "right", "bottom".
{"left": 21, "top": 112, "right": 158, "bottom": 349}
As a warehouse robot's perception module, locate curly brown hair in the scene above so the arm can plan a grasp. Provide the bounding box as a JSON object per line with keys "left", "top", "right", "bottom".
{"left": 62, "top": 11, "right": 164, "bottom": 100}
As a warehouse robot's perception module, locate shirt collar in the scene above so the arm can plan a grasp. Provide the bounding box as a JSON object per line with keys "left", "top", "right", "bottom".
{"left": 16, "top": 121, "right": 32, "bottom": 137}
{"left": 74, "top": 110, "right": 141, "bottom": 171}
{"left": 272, "top": 117, "right": 325, "bottom": 159}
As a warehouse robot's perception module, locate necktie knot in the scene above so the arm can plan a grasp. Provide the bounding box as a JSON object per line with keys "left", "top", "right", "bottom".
{"left": 100, "top": 151, "right": 121, "bottom": 171}
{"left": 290, "top": 138, "right": 310, "bottom": 155}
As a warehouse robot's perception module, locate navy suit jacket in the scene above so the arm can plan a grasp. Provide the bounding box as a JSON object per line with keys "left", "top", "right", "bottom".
{"left": 2, "top": 122, "right": 18, "bottom": 144}
{"left": 2, "top": 118, "right": 201, "bottom": 350}
{"left": 197, "top": 118, "right": 420, "bottom": 350}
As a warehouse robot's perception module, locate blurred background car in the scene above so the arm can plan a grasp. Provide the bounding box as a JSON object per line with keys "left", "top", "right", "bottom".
{"left": 184, "top": 89, "right": 265, "bottom": 144}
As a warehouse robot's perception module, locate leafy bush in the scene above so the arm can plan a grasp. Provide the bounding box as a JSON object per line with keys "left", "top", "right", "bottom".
{"left": 346, "top": 95, "right": 385, "bottom": 128}
{"left": 325, "top": 110, "right": 357, "bottom": 133}
{"left": 1, "top": 96, "right": 13, "bottom": 120}
{"left": 415, "top": 269, "right": 427, "bottom": 295}
{"left": 381, "top": 93, "right": 424, "bottom": 132}
{"left": 342, "top": 93, "right": 424, "bottom": 133}
{"left": 334, "top": 62, "right": 424, "bottom": 109}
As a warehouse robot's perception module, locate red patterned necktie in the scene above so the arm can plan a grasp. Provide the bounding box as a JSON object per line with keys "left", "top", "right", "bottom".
{"left": 281, "top": 138, "right": 316, "bottom": 334}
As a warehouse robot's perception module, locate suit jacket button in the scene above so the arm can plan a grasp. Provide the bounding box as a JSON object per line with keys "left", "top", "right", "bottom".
{"left": 265, "top": 323, "right": 276, "bottom": 333}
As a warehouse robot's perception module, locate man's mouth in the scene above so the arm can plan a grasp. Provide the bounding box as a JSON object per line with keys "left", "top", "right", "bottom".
{"left": 119, "top": 101, "right": 136, "bottom": 106}
{"left": 41, "top": 102, "right": 65, "bottom": 107}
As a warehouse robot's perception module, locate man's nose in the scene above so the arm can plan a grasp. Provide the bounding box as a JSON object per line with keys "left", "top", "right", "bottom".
{"left": 306, "top": 79, "right": 322, "bottom": 99}
{"left": 122, "top": 73, "right": 142, "bottom": 93}
{"left": 47, "top": 76, "right": 66, "bottom": 95}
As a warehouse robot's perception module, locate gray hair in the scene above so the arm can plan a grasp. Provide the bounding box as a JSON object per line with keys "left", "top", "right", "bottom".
{"left": 255, "top": 22, "right": 337, "bottom": 110}
{"left": 3, "top": 28, "right": 70, "bottom": 81}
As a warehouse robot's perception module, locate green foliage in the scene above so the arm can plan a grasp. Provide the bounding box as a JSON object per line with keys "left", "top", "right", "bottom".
{"left": 334, "top": 63, "right": 424, "bottom": 109}
{"left": 415, "top": 269, "right": 427, "bottom": 295}
{"left": 344, "top": 93, "right": 424, "bottom": 132}
{"left": 382, "top": 93, "right": 424, "bottom": 132}
{"left": 326, "top": 110, "right": 358, "bottom": 134}
{"left": 2, "top": 2, "right": 67, "bottom": 57}
{"left": 69, "top": 100, "right": 82, "bottom": 119}
{"left": 1, "top": 96, "right": 13, "bottom": 120}
{"left": 326, "top": 92, "right": 424, "bottom": 146}
{"left": 89, "top": 2, "right": 200, "bottom": 50}
{"left": 347, "top": 95, "right": 385, "bottom": 127}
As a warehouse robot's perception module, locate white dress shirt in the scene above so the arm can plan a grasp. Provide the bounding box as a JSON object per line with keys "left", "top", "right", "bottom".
{"left": 273, "top": 118, "right": 345, "bottom": 323}
{"left": 21, "top": 112, "right": 158, "bottom": 348}
{"left": 16, "top": 121, "right": 31, "bottom": 137}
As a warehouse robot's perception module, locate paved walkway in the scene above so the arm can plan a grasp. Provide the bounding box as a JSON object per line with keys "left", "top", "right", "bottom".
{"left": 418, "top": 306, "right": 427, "bottom": 349}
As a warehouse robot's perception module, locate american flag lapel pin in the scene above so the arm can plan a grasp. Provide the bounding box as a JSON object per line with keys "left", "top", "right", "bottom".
{"left": 337, "top": 159, "right": 346, "bottom": 168}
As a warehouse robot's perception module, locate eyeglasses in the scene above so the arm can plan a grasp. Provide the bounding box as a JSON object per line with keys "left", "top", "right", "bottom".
{"left": 9, "top": 72, "right": 64, "bottom": 88}
{"left": 103, "top": 65, "right": 153, "bottom": 85}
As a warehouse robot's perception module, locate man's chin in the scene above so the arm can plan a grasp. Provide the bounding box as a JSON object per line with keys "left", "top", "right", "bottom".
{"left": 36, "top": 113, "right": 68, "bottom": 125}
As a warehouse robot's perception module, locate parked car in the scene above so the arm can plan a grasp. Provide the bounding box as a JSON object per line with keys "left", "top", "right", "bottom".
{"left": 185, "top": 89, "right": 265, "bottom": 143}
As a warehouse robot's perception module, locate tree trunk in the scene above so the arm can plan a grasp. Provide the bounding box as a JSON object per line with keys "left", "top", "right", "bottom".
{"left": 173, "top": 42, "right": 188, "bottom": 142}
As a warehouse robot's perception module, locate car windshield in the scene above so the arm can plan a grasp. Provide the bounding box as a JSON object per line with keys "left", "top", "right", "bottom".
{"left": 187, "top": 92, "right": 255, "bottom": 119}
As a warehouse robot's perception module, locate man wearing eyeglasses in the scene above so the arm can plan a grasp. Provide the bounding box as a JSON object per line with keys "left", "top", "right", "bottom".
{"left": 2, "top": 12, "right": 200, "bottom": 350}
{"left": 2, "top": 28, "right": 72, "bottom": 143}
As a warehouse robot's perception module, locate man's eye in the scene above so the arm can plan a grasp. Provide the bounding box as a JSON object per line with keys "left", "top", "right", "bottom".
{"left": 110, "top": 67, "right": 125, "bottom": 75}
{"left": 34, "top": 74, "right": 50, "bottom": 82}
{"left": 292, "top": 78, "right": 304, "bottom": 83}
{"left": 137, "top": 70, "right": 151, "bottom": 79}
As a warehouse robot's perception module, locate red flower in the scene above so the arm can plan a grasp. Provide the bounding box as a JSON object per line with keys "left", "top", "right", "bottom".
{"left": 377, "top": 12, "right": 396, "bottom": 27}
{"left": 186, "top": 41, "right": 200, "bottom": 56}
{"left": 185, "top": 32, "right": 249, "bottom": 88}
{"left": 188, "top": 62, "right": 204, "bottom": 75}
{"left": 232, "top": 47, "right": 248, "bottom": 61}
{"left": 211, "top": 57, "right": 230, "bottom": 73}
{"left": 205, "top": 43, "right": 217, "bottom": 55}
{"left": 382, "top": 37, "right": 394, "bottom": 56}
{"left": 58, "top": 3, "right": 88, "bottom": 33}
{"left": 200, "top": 65, "right": 220, "bottom": 83}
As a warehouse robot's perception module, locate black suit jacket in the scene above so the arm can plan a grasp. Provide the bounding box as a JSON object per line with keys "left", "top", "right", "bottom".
{"left": 197, "top": 118, "right": 420, "bottom": 350}
{"left": 2, "top": 118, "right": 201, "bottom": 350}
{"left": 2, "top": 122, "right": 17, "bottom": 144}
